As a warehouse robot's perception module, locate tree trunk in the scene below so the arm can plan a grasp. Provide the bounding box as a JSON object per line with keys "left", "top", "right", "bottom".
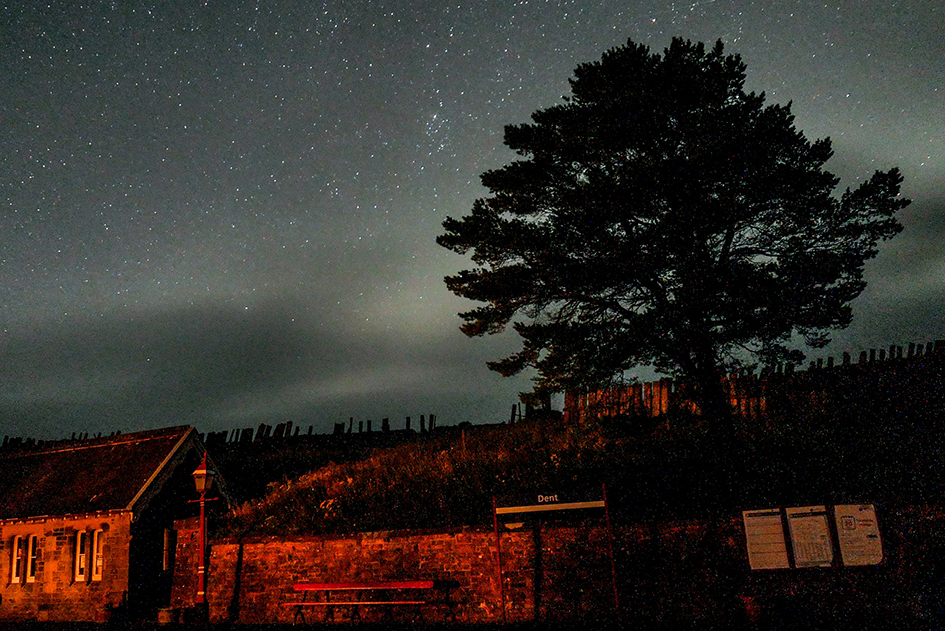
{"left": 693, "top": 363, "right": 736, "bottom": 448}
{"left": 688, "top": 346, "right": 741, "bottom": 508}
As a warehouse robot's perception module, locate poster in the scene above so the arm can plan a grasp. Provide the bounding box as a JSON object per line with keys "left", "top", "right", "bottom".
{"left": 743, "top": 508, "right": 790, "bottom": 570}
{"left": 786, "top": 505, "right": 834, "bottom": 568}
{"left": 835, "top": 504, "right": 883, "bottom": 566}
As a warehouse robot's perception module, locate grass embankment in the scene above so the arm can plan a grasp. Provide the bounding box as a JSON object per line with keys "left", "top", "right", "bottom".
{"left": 218, "top": 396, "right": 945, "bottom": 538}
{"left": 220, "top": 416, "right": 620, "bottom": 536}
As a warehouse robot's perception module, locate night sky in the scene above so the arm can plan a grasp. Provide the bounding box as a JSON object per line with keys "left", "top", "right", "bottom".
{"left": 1, "top": 1, "right": 942, "bottom": 440}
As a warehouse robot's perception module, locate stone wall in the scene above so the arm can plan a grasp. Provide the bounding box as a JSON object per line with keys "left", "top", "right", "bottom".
{"left": 171, "top": 521, "right": 615, "bottom": 624}
{"left": 611, "top": 507, "right": 945, "bottom": 627}
{"left": 0, "top": 512, "right": 132, "bottom": 622}
{"left": 171, "top": 505, "right": 945, "bottom": 626}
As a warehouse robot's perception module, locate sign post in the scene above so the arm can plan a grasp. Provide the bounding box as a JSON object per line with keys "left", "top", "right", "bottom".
{"left": 492, "top": 484, "right": 619, "bottom": 622}
{"left": 602, "top": 484, "right": 620, "bottom": 620}
{"left": 491, "top": 496, "right": 507, "bottom": 624}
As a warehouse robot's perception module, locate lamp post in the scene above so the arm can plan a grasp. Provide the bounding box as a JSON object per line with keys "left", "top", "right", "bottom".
{"left": 192, "top": 452, "right": 215, "bottom": 610}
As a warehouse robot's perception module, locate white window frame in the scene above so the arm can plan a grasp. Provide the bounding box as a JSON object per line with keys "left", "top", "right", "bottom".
{"left": 162, "top": 528, "right": 175, "bottom": 572}
{"left": 25, "top": 534, "right": 38, "bottom": 583}
{"left": 91, "top": 529, "right": 104, "bottom": 581}
{"left": 10, "top": 535, "right": 23, "bottom": 584}
{"left": 74, "top": 530, "right": 88, "bottom": 582}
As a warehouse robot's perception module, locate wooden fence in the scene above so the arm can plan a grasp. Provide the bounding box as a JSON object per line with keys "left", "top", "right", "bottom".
{"left": 564, "top": 339, "right": 945, "bottom": 428}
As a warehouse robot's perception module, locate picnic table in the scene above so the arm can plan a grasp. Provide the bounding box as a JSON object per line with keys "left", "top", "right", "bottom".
{"left": 284, "top": 579, "right": 459, "bottom": 623}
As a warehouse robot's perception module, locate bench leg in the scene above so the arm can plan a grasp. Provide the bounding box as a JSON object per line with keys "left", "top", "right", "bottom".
{"left": 324, "top": 598, "right": 335, "bottom": 623}
{"left": 293, "top": 590, "right": 309, "bottom": 625}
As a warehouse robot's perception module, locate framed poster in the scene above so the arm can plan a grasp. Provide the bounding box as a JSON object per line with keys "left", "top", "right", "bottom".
{"left": 835, "top": 504, "right": 883, "bottom": 566}
{"left": 742, "top": 508, "right": 790, "bottom": 569}
{"left": 786, "top": 505, "right": 834, "bottom": 568}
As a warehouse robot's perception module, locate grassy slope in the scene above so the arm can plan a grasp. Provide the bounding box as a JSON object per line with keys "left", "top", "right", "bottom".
{"left": 220, "top": 415, "right": 637, "bottom": 536}
{"left": 217, "top": 385, "right": 945, "bottom": 538}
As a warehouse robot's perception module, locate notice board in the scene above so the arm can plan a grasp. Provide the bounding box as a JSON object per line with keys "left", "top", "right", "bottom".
{"left": 835, "top": 504, "right": 883, "bottom": 566}
{"left": 742, "top": 504, "right": 882, "bottom": 570}
{"left": 742, "top": 508, "right": 790, "bottom": 570}
{"left": 786, "top": 506, "right": 834, "bottom": 568}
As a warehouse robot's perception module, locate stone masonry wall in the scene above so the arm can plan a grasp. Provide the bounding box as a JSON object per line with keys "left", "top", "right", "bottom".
{"left": 0, "top": 513, "right": 132, "bottom": 622}
{"left": 609, "top": 507, "right": 945, "bottom": 627}
{"left": 172, "top": 522, "right": 539, "bottom": 624}
{"left": 172, "top": 505, "right": 945, "bottom": 626}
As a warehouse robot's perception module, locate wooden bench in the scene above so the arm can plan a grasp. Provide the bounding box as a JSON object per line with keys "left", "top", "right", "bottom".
{"left": 284, "top": 580, "right": 458, "bottom": 624}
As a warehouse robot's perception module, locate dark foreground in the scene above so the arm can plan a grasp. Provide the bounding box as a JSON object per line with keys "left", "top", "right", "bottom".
{"left": 0, "top": 616, "right": 936, "bottom": 631}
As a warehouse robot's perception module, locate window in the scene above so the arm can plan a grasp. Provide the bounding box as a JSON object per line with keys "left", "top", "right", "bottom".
{"left": 162, "top": 529, "right": 176, "bottom": 572}
{"left": 91, "top": 529, "right": 104, "bottom": 581}
{"left": 26, "top": 535, "right": 38, "bottom": 583}
{"left": 74, "top": 531, "right": 88, "bottom": 582}
{"left": 10, "top": 535, "right": 23, "bottom": 584}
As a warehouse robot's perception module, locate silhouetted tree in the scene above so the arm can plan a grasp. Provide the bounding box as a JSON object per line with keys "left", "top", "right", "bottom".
{"left": 437, "top": 38, "right": 908, "bottom": 439}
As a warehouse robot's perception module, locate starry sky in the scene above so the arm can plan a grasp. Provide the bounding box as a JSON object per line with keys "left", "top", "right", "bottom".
{"left": 1, "top": 1, "right": 942, "bottom": 440}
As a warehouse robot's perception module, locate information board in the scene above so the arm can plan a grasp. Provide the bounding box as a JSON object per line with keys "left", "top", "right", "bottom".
{"left": 835, "top": 504, "right": 883, "bottom": 566}
{"left": 742, "top": 508, "right": 790, "bottom": 570}
{"left": 786, "top": 505, "right": 833, "bottom": 568}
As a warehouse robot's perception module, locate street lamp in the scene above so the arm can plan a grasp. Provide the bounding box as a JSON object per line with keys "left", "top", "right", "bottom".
{"left": 192, "top": 452, "right": 215, "bottom": 609}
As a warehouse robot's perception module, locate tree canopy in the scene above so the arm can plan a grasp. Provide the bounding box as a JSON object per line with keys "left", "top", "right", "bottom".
{"left": 437, "top": 38, "right": 909, "bottom": 424}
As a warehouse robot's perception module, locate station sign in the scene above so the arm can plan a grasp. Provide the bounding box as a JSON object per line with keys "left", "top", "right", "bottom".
{"left": 494, "top": 487, "right": 606, "bottom": 521}
{"left": 490, "top": 484, "right": 618, "bottom": 622}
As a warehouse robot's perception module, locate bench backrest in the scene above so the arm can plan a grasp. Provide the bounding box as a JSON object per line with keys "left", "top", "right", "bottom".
{"left": 294, "top": 580, "right": 435, "bottom": 591}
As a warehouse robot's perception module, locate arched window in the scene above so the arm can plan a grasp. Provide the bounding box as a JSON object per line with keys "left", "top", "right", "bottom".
{"left": 10, "top": 535, "right": 23, "bottom": 584}
{"left": 91, "top": 529, "right": 104, "bottom": 581}
{"left": 74, "top": 531, "right": 88, "bottom": 582}
{"left": 26, "top": 535, "right": 38, "bottom": 583}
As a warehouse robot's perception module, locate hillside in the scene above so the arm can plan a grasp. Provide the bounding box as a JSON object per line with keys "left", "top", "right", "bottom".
{"left": 216, "top": 387, "right": 945, "bottom": 537}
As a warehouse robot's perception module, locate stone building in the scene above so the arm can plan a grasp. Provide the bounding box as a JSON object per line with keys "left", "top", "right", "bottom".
{"left": 0, "top": 426, "right": 223, "bottom": 622}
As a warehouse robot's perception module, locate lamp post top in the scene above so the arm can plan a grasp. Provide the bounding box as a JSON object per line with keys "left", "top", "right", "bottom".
{"left": 192, "top": 452, "right": 214, "bottom": 495}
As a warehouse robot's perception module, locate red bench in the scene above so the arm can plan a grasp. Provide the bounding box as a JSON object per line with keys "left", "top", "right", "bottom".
{"left": 284, "top": 580, "right": 457, "bottom": 624}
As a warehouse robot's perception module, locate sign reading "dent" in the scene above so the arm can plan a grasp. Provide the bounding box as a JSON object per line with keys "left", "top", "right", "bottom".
{"left": 495, "top": 490, "right": 606, "bottom": 516}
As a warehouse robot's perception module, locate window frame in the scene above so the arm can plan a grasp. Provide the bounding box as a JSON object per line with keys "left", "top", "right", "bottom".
{"left": 74, "top": 530, "right": 88, "bottom": 582}
{"left": 162, "top": 528, "right": 175, "bottom": 572}
{"left": 10, "top": 535, "right": 23, "bottom": 584}
{"left": 25, "top": 534, "right": 38, "bottom": 583}
{"left": 90, "top": 529, "right": 104, "bottom": 582}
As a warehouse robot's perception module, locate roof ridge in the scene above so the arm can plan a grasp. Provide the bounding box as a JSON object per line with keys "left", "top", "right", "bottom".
{"left": 0, "top": 425, "right": 192, "bottom": 459}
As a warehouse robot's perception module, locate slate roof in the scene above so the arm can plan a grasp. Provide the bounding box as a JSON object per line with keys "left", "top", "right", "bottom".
{"left": 0, "top": 426, "right": 196, "bottom": 521}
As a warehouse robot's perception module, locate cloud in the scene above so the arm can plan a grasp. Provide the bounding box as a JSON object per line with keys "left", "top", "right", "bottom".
{"left": 0, "top": 294, "right": 525, "bottom": 439}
